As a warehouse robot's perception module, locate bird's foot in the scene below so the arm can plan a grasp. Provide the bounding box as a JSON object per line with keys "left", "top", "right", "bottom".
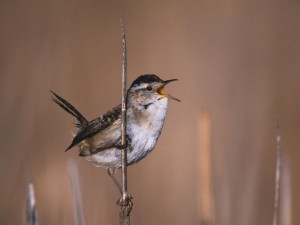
{"left": 115, "top": 135, "right": 132, "bottom": 151}
{"left": 117, "top": 193, "right": 133, "bottom": 208}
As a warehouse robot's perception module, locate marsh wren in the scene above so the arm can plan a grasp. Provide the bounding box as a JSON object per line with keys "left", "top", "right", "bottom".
{"left": 52, "top": 74, "right": 179, "bottom": 183}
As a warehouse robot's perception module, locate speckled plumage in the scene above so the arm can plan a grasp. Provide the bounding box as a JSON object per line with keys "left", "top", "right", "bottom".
{"left": 52, "top": 74, "right": 179, "bottom": 169}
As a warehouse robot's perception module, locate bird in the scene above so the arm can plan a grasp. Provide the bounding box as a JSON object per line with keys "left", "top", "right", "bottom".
{"left": 51, "top": 74, "right": 180, "bottom": 191}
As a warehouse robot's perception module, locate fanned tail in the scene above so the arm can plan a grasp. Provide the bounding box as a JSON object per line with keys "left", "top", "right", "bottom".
{"left": 51, "top": 91, "right": 88, "bottom": 128}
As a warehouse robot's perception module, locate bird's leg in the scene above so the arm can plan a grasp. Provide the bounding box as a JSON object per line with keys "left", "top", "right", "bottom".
{"left": 107, "top": 168, "right": 133, "bottom": 207}
{"left": 107, "top": 168, "right": 122, "bottom": 194}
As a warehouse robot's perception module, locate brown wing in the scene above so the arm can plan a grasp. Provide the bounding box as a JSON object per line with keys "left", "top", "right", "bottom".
{"left": 66, "top": 105, "right": 122, "bottom": 151}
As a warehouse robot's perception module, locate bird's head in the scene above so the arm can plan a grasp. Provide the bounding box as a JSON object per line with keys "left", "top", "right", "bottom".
{"left": 127, "top": 74, "right": 180, "bottom": 110}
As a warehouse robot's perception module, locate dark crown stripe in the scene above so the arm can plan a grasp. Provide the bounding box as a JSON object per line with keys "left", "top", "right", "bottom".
{"left": 130, "top": 74, "right": 163, "bottom": 87}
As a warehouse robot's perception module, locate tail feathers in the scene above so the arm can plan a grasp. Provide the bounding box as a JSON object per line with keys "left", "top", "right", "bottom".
{"left": 51, "top": 91, "right": 88, "bottom": 127}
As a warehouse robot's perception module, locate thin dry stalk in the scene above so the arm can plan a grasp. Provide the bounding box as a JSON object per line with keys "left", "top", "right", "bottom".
{"left": 120, "top": 17, "right": 128, "bottom": 203}
{"left": 119, "top": 18, "right": 132, "bottom": 225}
{"left": 280, "top": 156, "right": 292, "bottom": 225}
{"left": 198, "top": 112, "right": 215, "bottom": 225}
{"left": 68, "top": 158, "right": 86, "bottom": 225}
{"left": 272, "top": 118, "right": 281, "bottom": 225}
{"left": 26, "top": 183, "right": 38, "bottom": 225}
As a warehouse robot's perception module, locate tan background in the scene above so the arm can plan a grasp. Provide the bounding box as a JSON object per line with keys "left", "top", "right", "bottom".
{"left": 1, "top": 1, "right": 299, "bottom": 225}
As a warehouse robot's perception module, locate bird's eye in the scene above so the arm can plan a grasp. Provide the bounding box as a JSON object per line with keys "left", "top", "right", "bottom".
{"left": 146, "top": 86, "right": 152, "bottom": 91}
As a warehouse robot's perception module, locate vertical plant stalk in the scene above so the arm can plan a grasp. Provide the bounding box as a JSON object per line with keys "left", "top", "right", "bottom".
{"left": 26, "top": 183, "right": 38, "bottom": 225}
{"left": 280, "top": 156, "right": 292, "bottom": 225}
{"left": 68, "top": 158, "right": 86, "bottom": 225}
{"left": 119, "top": 18, "right": 132, "bottom": 225}
{"left": 198, "top": 111, "right": 215, "bottom": 225}
{"left": 120, "top": 17, "right": 128, "bottom": 203}
{"left": 272, "top": 118, "right": 281, "bottom": 225}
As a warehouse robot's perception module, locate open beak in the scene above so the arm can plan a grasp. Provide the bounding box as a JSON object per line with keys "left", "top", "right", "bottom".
{"left": 157, "top": 79, "right": 181, "bottom": 102}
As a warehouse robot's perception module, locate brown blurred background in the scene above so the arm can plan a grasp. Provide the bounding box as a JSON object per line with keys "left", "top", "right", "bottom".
{"left": 1, "top": 1, "right": 299, "bottom": 225}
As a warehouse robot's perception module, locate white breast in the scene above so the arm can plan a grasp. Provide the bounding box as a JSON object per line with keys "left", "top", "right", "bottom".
{"left": 86, "top": 98, "right": 169, "bottom": 169}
